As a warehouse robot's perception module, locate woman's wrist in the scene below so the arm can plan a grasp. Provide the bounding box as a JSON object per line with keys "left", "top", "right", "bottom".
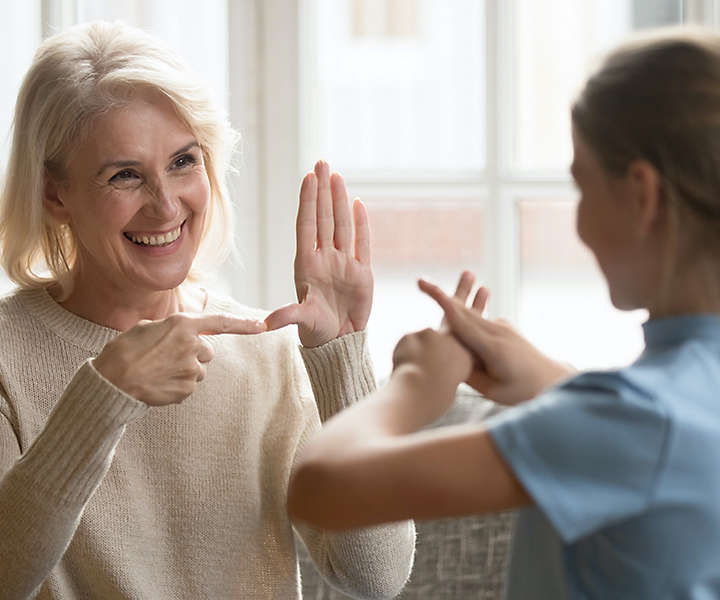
{"left": 529, "top": 358, "right": 575, "bottom": 398}
{"left": 385, "top": 364, "right": 459, "bottom": 431}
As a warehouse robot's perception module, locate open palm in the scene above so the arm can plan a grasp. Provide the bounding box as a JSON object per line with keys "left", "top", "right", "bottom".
{"left": 265, "top": 161, "right": 373, "bottom": 347}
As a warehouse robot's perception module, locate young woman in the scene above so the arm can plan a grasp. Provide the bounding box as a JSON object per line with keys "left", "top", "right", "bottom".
{"left": 288, "top": 27, "right": 720, "bottom": 599}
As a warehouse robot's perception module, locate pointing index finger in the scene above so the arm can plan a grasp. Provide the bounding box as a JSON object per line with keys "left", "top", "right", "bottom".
{"left": 192, "top": 313, "right": 268, "bottom": 335}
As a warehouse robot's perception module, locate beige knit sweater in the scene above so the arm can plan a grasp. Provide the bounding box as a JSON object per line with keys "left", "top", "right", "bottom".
{"left": 0, "top": 288, "right": 415, "bottom": 599}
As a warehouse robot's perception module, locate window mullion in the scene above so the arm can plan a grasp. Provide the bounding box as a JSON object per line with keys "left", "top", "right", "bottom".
{"left": 485, "top": 0, "right": 519, "bottom": 323}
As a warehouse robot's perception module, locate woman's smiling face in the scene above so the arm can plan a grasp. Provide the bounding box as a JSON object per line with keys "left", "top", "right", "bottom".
{"left": 47, "top": 91, "right": 210, "bottom": 297}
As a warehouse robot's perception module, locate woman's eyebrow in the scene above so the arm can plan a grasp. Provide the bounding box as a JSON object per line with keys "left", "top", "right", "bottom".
{"left": 95, "top": 141, "right": 200, "bottom": 176}
{"left": 95, "top": 158, "right": 141, "bottom": 177}
{"left": 170, "top": 141, "right": 200, "bottom": 157}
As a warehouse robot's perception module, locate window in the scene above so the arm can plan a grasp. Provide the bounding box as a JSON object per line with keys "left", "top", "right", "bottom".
{"left": 299, "top": 0, "right": 692, "bottom": 376}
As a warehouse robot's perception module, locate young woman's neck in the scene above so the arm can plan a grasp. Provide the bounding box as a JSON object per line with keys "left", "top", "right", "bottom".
{"left": 647, "top": 256, "right": 720, "bottom": 319}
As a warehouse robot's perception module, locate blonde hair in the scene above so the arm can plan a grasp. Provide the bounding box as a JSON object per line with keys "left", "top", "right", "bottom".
{"left": 0, "top": 20, "right": 236, "bottom": 289}
{"left": 572, "top": 27, "right": 720, "bottom": 301}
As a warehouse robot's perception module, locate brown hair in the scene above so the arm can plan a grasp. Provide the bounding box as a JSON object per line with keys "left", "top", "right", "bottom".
{"left": 572, "top": 27, "right": 720, "bottom": 221}
{"left": 572, "top": 27, "right": 720, "bottom": 301}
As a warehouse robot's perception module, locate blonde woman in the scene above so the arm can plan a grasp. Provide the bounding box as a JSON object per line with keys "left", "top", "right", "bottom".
{"left": 0, "top": 22, "right": 414, "bottom": 599}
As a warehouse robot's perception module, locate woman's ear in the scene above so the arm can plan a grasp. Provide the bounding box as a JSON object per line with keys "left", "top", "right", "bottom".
{"left": 626, "top": 159, "right": 662, "bottom": 238}
{"left": 43, "top": 173, "right": 71, "bottom": 224}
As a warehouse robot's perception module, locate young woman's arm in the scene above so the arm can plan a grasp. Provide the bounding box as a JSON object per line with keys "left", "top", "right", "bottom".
{"left": 287, "top": 328, "right": 531, "bottom": 530}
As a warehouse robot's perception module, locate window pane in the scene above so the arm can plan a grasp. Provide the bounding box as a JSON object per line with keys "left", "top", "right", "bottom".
{"left": 365, "top": 199, "right": 485, "bottom": 376}
{"left": 302, "top": 0, "right": 485, "bottom": 175}
{"left": 511, "top": 0, "right": 681, "bottom": 172}
{"left": 517, "top": 199, "right": 646, "bottom": 370}
{"left": 0, "top": 1, "right": 41, "bottom": 165}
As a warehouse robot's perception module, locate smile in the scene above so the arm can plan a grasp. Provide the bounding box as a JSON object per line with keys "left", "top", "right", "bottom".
{"left": 124, "top": 221, "right": 185, "bottom": 247}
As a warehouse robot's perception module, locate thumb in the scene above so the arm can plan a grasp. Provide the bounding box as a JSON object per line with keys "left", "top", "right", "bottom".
{"left": 265, "top": 303, "right": 303, "bottom": 332}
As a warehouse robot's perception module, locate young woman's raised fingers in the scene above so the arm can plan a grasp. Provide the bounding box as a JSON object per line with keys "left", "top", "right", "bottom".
{"left": 452, "top": 271, "right": 475, "bottom": 303}
{"left": 439, "top": 271, "right": 476, "bottom": 332}
{"left": 472, "top": 286, "right": 489, "bottom": 313}
{"left": 418, "top": 278, "right": 460, "bottom": 316}
{"left": 418, "top": 278, "right": 492, "bottom": 358}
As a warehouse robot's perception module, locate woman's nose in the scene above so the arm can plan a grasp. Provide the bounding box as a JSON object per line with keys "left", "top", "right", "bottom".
{"left": 143, "top": 178, "right": 180, "bottom": 221}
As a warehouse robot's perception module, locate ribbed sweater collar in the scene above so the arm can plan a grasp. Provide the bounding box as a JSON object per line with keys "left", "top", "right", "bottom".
{"left": 18, "top": 287, "right": 121, "bottom": 354}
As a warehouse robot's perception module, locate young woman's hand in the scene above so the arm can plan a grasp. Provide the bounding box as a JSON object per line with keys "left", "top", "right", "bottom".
{"left": 420, "top": 274, "right": 574, "bottom": 405}
{"left": 92, "top": 313, "right": 266, "bottom": 406}
{"left": 264, "top": 161, "right": 373, "bottom": 347}
{"left": 390, "top": 327, "right": 474, "bottom": 423}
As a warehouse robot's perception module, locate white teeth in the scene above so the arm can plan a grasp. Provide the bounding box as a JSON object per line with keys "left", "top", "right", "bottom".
{"left": 127, "top": 224, "right": 182, "bottom": 246}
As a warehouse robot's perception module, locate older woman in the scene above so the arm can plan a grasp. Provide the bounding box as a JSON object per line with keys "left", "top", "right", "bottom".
{"left": 0, "top": 21, "right": 414, "bottom": 599}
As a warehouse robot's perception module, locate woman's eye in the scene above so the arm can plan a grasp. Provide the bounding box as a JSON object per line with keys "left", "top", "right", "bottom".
{"left": 172, "top": 154, "right": 197, "bottom": 169}
{"left": 109, "top": 169, "right": 139, "bottom": 183}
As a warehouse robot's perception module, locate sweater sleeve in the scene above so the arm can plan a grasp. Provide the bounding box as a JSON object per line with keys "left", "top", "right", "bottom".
{"left": 0, "top": 360, "right": 147, "bottom": 600}
{"left": 294, "top": 331, "right": 416, "bottom": 600}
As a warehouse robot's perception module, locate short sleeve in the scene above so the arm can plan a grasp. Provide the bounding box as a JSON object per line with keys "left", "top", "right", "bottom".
{"left": 487, "top": 371, "right": 670, "bottom": 543}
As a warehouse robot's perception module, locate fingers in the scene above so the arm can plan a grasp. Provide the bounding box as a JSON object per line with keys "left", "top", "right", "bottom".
{"left": 189, "top": 313, "right": 267, "bottom": 335}
{"left": 195, "top": 360, "right": 208, "bottom": 383}
{"left": 315, "top": 161, "right": 334, "bottom": 248}
{"left": 440, "top": 270, "right": 476, "bottom": 332}
{"left": 300, "top": 161, "right": 369, "bottom": 265}
{"left": 418, "top": 277, "right": 493, "bottom": 355}
{"left": 472, "top": 286, "right": 489, "bottom": 313}
{"left": 264, "top": 303, "right": 303, "bottom": 332}
{"left": 297, "top": 172, "right": 318, "bottom": 255}
{"left": 331, "top": 172, "right": 352, "bottom": 252}
{"left": 453, "top": 271, "right": 475, "bottom": 303}
{"left": 196, "top": 337, "right": 215, "bottom": 363}
{"left": 418, "top": 278, "right": 456, "bottom": 315}
{"left": 353, "top": 198, "right": 371, "bottom": 265}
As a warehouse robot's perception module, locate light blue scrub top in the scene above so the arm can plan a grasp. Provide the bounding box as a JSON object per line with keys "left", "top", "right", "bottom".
{"left": 488, "top": 315, "right": 720, "bottom": 599}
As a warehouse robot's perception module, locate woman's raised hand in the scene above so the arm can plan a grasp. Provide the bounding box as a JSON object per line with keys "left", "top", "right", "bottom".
{"left": 420, "top": 273, "right": 574, "bottom": 405}
{"left": 92, "top": 313, "right": 266, "bottom": 406}
{"left": 264, "top": 161, "right": 373, "bottom": 347}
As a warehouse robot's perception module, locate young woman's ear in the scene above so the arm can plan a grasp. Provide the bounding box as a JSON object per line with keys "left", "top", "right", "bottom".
{"left": 626, "top": 159, "right": 663, "bottom": 238}
{"left": 43, "top": 173, "right": 71, "bottom": 224}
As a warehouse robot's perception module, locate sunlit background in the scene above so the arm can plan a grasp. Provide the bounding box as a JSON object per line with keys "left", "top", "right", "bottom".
{"left": 2, "top": 0, "right": 716, "bottom": 378}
